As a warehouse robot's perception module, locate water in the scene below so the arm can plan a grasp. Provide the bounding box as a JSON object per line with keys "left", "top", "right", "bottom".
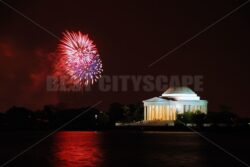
{"left": 0, "top": 131, "right": 249, "bottom": 167}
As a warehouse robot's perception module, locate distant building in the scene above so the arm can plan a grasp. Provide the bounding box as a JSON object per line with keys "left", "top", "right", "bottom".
{"left": 143, "top": 87, "right": 207, "bottom": 122}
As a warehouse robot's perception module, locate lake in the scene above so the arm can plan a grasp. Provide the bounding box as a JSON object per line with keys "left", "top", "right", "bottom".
{"left": 0, "top": 131, "right": 249, "bottom": 167}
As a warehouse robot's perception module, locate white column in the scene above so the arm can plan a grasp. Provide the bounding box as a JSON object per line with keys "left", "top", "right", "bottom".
{"left": 173, "top": 106, "right": 176, "bottom": 120}
{"left": 149, "top": 106, "right": 151, "bottom": 120}
{"left": 169, "top": 105, "right": 172, "bottom": 120}
{"left": 152, "top": 105, "right": 154, "bottom": 120}
{"left": 167, "top": 105, "right": 169, "bottom": 120}
{"left": 161, "top": 106, "right": 163, "bottom": 120}
{"left": 144, "top": 106, "right": 146, "bottom": 121}
{"left": 147, "top": 106, "right": 149, "bottom": 120}
{"left": 163, "top": 106, "right": 166, "bottom": 120}
{"left": 155, "top": 105, "right": 157, "bottom": 120}
{"left": 154, "top": 105, "right": 156, "bottom": 120}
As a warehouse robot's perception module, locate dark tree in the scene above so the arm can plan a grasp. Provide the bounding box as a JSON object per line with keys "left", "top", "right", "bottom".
{"left": 108, "top": 103, "right": 124, "bottom": 125}
{"left": 193, "top": 110, "right": 206, "bottom": 127}
{"left": 5, "top": 106, "right": 34, "bottom": 130}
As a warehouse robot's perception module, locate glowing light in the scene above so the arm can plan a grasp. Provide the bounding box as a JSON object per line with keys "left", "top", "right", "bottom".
{"left": 52, "top": 132, "right": 102, "bottom": 167}
{"left": 55, "top": 31, "right": 103, "bottom": 87}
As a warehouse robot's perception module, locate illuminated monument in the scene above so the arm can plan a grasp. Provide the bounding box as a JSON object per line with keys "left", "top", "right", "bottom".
{"left": 143, "top": 87, "right": 207, "bottom": 122}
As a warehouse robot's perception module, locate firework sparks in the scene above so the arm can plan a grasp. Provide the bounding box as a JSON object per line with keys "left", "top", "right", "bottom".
{"left": 55, "top": 31, "right": 103, "bottom": 87}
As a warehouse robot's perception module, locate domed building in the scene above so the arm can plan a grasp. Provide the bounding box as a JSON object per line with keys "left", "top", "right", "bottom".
{"left": 143, "top": 87, "right": 207, "bottom": 122}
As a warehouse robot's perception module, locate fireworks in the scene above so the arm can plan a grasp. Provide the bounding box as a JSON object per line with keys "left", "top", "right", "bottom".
{"left": 55, "top": 31, "right": 103, "bottom": 87}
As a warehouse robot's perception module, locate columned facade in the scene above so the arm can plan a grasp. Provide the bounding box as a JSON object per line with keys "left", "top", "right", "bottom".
{"left": 144, "top": 104, "right": 177, "bottom": 121}
{"left": 143, "top": 87, "right": 208, "bottom": 122}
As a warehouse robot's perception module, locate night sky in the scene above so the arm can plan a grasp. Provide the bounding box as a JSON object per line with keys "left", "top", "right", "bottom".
{"left": 0, "top": 0, "right": 249, "bottom": 116}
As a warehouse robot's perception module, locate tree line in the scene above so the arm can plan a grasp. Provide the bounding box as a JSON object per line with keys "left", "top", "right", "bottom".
{"left": 0, "top": 104, "right": 249, "bottom": 130}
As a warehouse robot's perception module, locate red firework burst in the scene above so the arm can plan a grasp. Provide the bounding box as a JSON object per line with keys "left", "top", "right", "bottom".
{"left": 55, "top": 31, "right": 103, "bottom": 87}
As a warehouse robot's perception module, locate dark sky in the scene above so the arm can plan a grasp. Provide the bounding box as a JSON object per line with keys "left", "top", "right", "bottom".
{"left": 0, "top": 0, "right": 249, "bottom": 116}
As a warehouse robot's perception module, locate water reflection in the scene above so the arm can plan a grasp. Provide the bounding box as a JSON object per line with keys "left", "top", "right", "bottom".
{"left": 50, "top": 131, "right": 102, "bottom": 167}
{"left": 0, "top": 131, "right": 247, "bottom": 167}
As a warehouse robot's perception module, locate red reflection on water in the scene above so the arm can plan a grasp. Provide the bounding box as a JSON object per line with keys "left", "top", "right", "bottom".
{"left": 51, "top": 131, "right": 102, "bottom": 167}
